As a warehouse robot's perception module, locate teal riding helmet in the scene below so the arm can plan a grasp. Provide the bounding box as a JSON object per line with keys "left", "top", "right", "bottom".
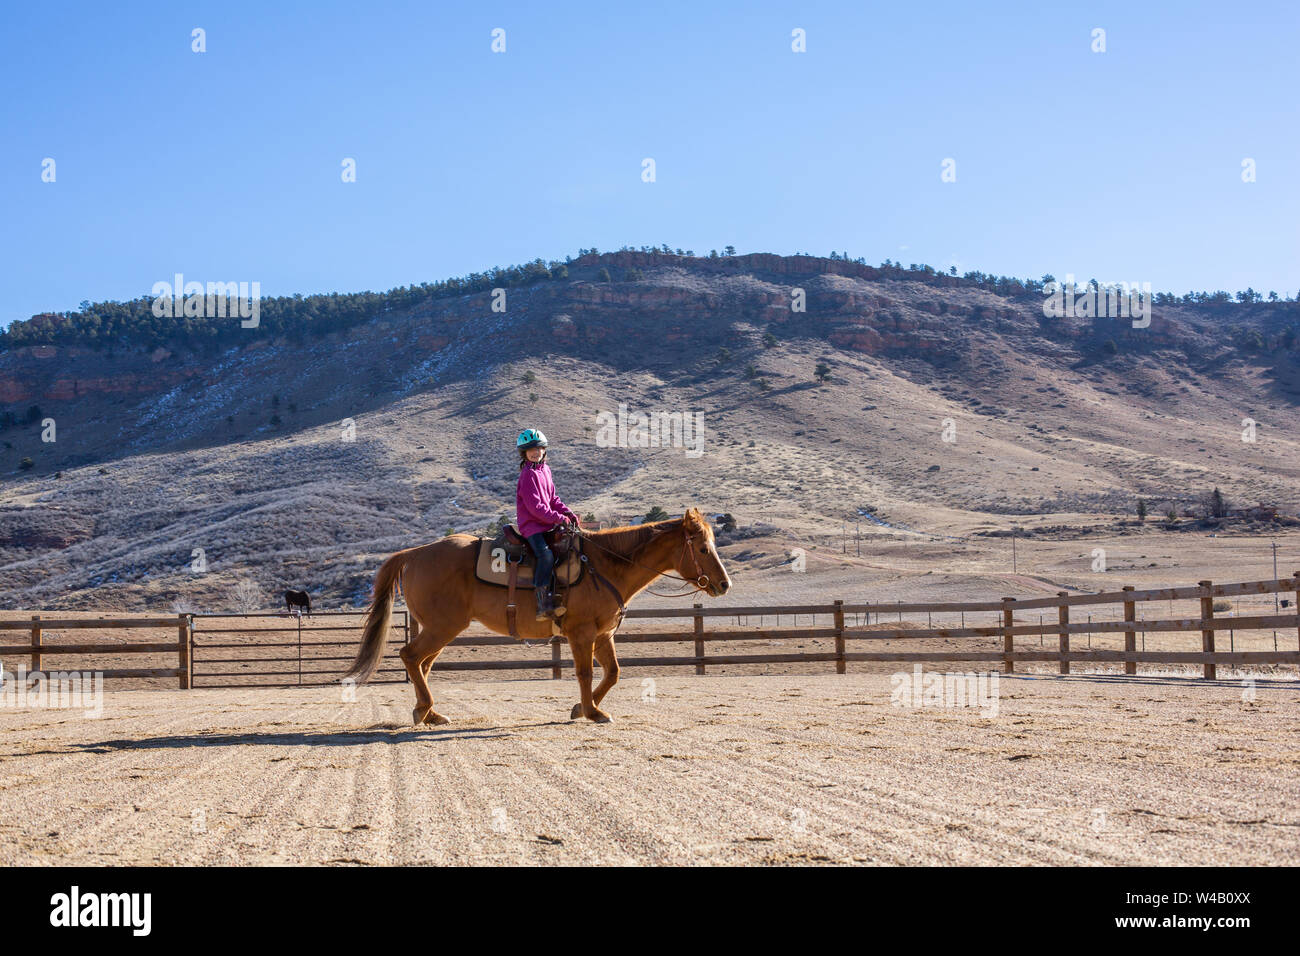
{"left": 516, "top": 428, "right": 548, "bottom": 450}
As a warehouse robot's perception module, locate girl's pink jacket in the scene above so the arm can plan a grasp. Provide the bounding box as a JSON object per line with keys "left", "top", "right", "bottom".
{"left": 516, "top": 460, "right": 575, "bottom": 537}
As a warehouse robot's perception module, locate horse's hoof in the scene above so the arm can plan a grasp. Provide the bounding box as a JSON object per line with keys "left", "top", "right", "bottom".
{"left": 413, "top": 707, "right": 449, "bottom": 726}
{"left": 571, "top": 703, "right": 612, "bottom": 722}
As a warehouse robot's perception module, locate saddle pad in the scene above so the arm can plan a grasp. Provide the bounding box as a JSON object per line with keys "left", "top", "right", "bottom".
{"left": 474, "top": 537, "right": 583, "bottom": 588}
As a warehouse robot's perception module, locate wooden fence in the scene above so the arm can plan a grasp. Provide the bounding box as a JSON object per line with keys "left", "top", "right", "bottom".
{"left": 0, "top": 611, "right": 409, "bottom": 689}
{"left": 2, "top": 574, "right": 1298, "bottom": 688}
{"left": 0, "top": 615, "right": 191, "bottom": 686}
{"left": 384, "top": 573, "right": 1300, "bottom": 680}
{"left": 189, "top": 610, "right": 409, "bottom": 687}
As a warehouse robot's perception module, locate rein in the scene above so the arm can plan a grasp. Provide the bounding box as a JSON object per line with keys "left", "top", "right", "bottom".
{"left": 572, "top": 522, "right": 712, "bottom": 600}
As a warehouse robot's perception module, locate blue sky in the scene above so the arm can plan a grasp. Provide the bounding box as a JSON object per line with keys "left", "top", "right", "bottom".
{"left": 2, "top": 0, "right": 1297, "bottom": 328}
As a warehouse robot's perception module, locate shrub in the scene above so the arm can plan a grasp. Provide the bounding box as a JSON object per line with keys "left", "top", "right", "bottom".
{"left": 231, "top": 579, "right": 261, "bottom": 612}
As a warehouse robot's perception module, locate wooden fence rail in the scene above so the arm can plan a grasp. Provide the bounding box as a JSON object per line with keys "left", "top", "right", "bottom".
{"left": 0, "top": 614, "right": 191, "bottom": 687}
{"left": 2, "top": 574, "right": 1298, "bottom": 688}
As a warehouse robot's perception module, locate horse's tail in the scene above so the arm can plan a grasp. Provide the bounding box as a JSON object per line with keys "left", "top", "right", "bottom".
{"left": 342, "top": 550, "right": 409, "bottom": 684}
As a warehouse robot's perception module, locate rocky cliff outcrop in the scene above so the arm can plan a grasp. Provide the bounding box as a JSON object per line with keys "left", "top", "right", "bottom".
{"left": 1, "top": 254, "right": 1288, "bottom": 421}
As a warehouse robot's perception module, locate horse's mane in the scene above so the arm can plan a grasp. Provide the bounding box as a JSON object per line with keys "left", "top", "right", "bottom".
{"left": 586, "top": 517, "right": 679, "bottom": 559}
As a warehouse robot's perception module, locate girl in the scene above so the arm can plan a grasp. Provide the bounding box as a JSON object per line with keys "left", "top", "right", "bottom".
{"left": 515, "top": 429, "right": 582, "bottom": 620}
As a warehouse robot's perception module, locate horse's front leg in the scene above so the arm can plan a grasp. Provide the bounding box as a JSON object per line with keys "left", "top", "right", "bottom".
{"left": 590, "top": 633, "right": 620, "bottom": 709}
{"left": 566, "top": 628, "right": 610, "bottom": 723}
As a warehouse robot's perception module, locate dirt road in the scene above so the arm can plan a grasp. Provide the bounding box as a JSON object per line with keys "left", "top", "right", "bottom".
{"left": 1, "top": 673, "right": 1296, "bottom": 865}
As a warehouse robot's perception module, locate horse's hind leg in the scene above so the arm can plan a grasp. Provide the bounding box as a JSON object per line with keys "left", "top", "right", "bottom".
{"left": 401, "top": 624, "right": 462, "bottom": 726}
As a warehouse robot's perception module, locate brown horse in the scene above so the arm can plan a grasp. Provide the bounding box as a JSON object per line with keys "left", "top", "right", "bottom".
{"left": 342, "top": 508, "right": 732, "bottom": 725}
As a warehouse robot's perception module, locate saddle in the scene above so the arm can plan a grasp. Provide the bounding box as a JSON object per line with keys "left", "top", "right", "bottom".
{"left": 474, "top": 526, "right": 583, "bottom": 589}
{"left": 475, "top": 525, "right": 585, "bottom": 640}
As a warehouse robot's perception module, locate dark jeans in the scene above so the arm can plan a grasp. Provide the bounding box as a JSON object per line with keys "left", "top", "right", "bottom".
{"left": 526, "top": 532, "right": 554, "bottom": 589}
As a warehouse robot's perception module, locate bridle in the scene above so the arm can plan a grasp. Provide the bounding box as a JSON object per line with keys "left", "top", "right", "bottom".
{"left": 669, "top": 527, "right": 712, "bottom": 595}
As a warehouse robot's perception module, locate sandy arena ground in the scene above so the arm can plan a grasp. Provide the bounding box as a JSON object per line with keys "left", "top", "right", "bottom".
{"left": 0, "top": 673, "right": 1296, "bottom": 866}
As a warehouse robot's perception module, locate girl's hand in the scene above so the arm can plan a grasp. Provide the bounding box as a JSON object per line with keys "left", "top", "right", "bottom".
{"left": 570, "top": 515, "right": 583, "bottom": 530}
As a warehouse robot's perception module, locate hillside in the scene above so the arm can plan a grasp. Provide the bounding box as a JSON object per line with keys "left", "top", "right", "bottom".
{"left": 2, "top": 251, "right": 1298, "bottom": 611}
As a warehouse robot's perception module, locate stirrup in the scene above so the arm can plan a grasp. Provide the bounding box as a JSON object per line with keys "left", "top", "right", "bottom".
{"left": 548, "top": 577, "right": 566, "bottom": 617}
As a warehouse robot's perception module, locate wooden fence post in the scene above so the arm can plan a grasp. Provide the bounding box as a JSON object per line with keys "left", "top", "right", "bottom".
{"left": 693, "top": 603, "right": 705, "bottom": 675}
{"left": 1199, "top": 580, "right": 1216, "bottom": 680}
{"left": 1293, "top": 571, "right": 1300, "bottom": 652}
{"left": 833, "top": 599, "right": 845, "bottom": 675}
{"left": 550, "top": 637, "right": 562, "bottom": 680}
{"left": 30, "top": 614, "right": 41, "bottom": 674}
{"left": 1056, "top": 592, "right": 1069, "bottom": 675}
{"left": 177, "top": 615, "right": 191, "bottom": 689}
{"left": 1001, "top": 598, "right": 1015, "bottom": 674}
{"left": 1122, "top": 586, "right": 1136, "bottom": 676}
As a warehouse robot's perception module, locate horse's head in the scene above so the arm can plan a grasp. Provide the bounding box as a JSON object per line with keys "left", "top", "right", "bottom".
{"left": 673, "top": 507, "right": 732, "bottom": 597}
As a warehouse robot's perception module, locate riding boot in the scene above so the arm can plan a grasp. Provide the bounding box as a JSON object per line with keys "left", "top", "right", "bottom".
{"left": 535, "top": 586, "right": 552, "bottom": 621}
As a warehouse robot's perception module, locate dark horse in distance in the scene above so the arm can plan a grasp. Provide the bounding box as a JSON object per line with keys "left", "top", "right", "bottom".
{"left": 284, "top": 589, "right": 312, "bottom": 614}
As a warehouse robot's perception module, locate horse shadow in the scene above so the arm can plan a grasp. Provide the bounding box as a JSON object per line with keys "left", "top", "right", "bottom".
{"left": 58, "top": 726, "right": 521, "bottom": 753}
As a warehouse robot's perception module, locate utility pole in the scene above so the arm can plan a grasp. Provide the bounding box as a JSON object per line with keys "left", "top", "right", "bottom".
{"left": 856, "top": 520, "right": 861, "bottom": 557}
{"left": 1012, "top": 527, "right": 1018, "bottom": 574}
